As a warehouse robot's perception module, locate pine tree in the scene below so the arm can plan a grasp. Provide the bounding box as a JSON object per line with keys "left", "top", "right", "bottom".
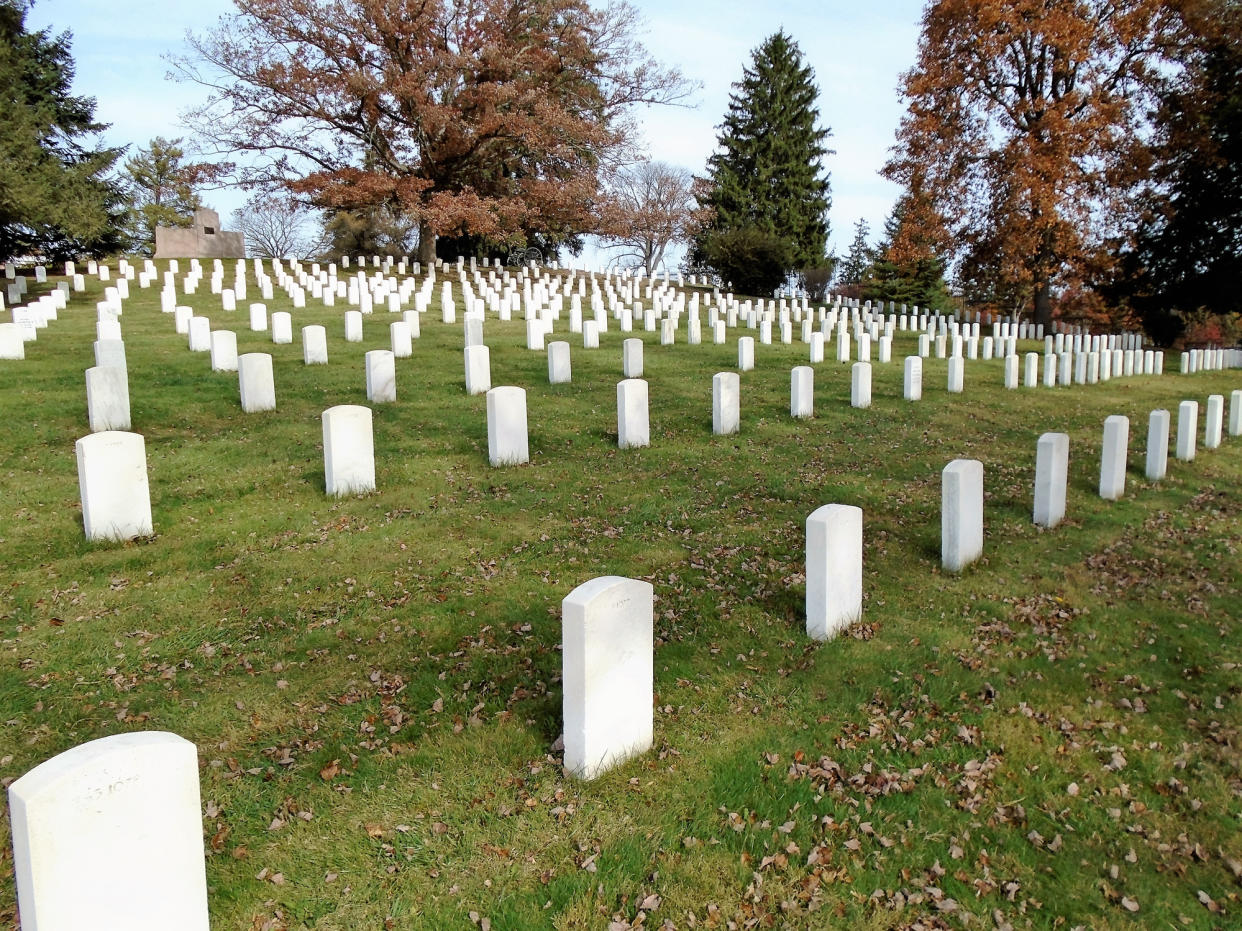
{"left": 692, "top": 31, "right": 832, "bottom": 295}
{"left": 1109, "top": 5, "right": 1242, "bottom": 344}
{"left": 862, "top": 195, "right": 953, "bottom": 311}
{"left": 836, "top": 219, "right": 871, "bottom": 287}
{"left": 123, "top": 138, "right": 204, "bottom": 255}
{"left": 0, "top": 0, "right": 126, "bottom": 261}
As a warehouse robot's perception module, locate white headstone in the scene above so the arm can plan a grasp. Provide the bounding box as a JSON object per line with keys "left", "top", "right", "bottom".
{"left": 617, "top": 378, "right": 649, "bottom": 449}
{"left": 738, "top": 336, "right": 755, "bottom": 372}
{"left": 85, "top": 366, "right": 131, "bottom": 432}
{"left": 238, "top": 353, "right": 276, "bottom": 413}
{"left": 0, "top": 322, "right": 25, "bottom": 359}
{"left": 809, "top": 332, "right": 824, "bottom": 363}
{"left": 1176, "top": 400, "right": 1198, "bottom": 461}
{"left": 249, "top": 303, "right": 268, "bottom": 331}
{"left": 391, "top": 321, "right": 413, "bottom": 358}
{"left": 712, "top": 371, "right": 740, "bottom": 435}
{"left": 851, "top": 362, "right": 871, "bottom": 409}
{"left": 9, "top": 732, "right": 209, "bottom": 931}
{"left": 1003, "top": 354, "right": 1018, "bottom": 389}
{"left": 393, "top": 306, "right": 418, "bottom": 338}
{"left": 525, "top": 317, "right": 546, "bottom": 351}
{"left": 270, "top": 311, "right": 293, "bottom": 344}
{"left": 345, "top": 310, "right": 364, "bottom": 342}
{"left": 1024, "top": 352, "right": 1039, "bottom": 388}
{"left": 75, "top": 431, "right": 152, "bottom": 541}
{"left": 1146, "top": 409, "right": 1170, "bottom": 481}
{"left": 1099, "top": 415, "right": 1129, "bottom": 500}
{"left": 1033, "top": 432, "right": 1069, "bottom": 528}
{"left": 1204, "top": 394, "right": 1224, "bottom": 450}
{"left": 561, "top": 576, "right": 654, "bottom": 780}
{"left": 948, "top": 356, "right": 964, "bottom": 393}
{"left": 322, "top": 405, "right": 375, "bottom": 496}
{"left": 465, "top": 344, "right": 491, "bottom": 395}
{"left": 1229, "top": 390, "right": 1242, "bottom": 437}
{"left": 903, "top": 356, "right": 922, "bottom": 401}
{"left": 210, "top": 330, "right": 238, "bottom": 372}
{"left": 365, "top": 349, "right": 397, "bottom": 403}
{"left": 302, "top": 325, "right": 328, "bottom": 364}
{"left": 486, "top": 386, "right": 529, "bottom": 465}
{"left": 94, "top": 339, "right": 126, "bottom": 373}
{"left": 622, "top": 338, "right": 643, "bottom": 378}
{"left": 791, "top": 365, "right": 813, "bottom": 418}
{"left": 548, "top": 340, "right": 571, "bottom": 384}
{"left": 184, "top": 315, "right": 211, "bottom": 352}
{"left": 942, "top": 458, "right": 983, "bottom": 572}
{"left": 805, "top": 504, "right": 862, "bottom": 641}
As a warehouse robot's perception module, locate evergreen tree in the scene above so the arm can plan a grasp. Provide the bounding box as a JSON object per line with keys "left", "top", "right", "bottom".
{"left": 1108, "top": 5, "right": 1242, "bottom": 345}
{"left": 0, "top": 0, "right": 125, "bottom": 261}
{"left": 862, "top": 194, "right": 953, "bottom": 311}
{"left": 836, "top": 219, "right": 871, "bottom": 287}
{"left": 122, "top": 137, "right": 204, "bottom": 255}
{"left": 692, "top": 31, "right": 832, "bottom": 295}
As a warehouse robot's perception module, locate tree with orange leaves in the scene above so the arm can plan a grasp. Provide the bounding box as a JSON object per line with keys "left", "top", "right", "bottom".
{"left": 884, "top": 0, "right": 1191, "bottom": 325}
{"left": 177, "top": 0, "right": 691, "bottom": 264}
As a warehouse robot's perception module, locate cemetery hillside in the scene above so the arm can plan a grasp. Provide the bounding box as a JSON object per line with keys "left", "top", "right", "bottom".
{"left": 0, "top": 256, "right": 1239, "bottom": 930}
{"left": 2, "top": 0, "right": 1242, "bottom": 928}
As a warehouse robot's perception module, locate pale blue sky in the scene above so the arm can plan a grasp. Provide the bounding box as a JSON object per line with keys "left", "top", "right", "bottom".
{"left": 27, "top": 0, "right": 928, "bottom": 262}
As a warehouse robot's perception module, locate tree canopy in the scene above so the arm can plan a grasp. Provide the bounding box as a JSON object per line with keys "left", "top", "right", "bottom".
{"left": 692, "top": 30, "right": 832, "bottom": 296}
{"left": 179, "top": 0, "right": 691, "bottom": 264}
{"left": 0, "top": 0, "right": 124, "bottom": 262}
{"left": 122, "top": 137, "right": 206, "bottom": 255}
{"left": 862, "top": 193, "right": 953, "bottom": 312}
{"left": 1107, "top": 3, "right": 1242, "bottom": 344}
{"left": 597, "top": 161, "right": 695, "bottom": 276}
{"left": 836, "top": 219, "right": 871, "bottom": 289}
{"left": 885, "top": 0, "right": 1189, "bottom": 326}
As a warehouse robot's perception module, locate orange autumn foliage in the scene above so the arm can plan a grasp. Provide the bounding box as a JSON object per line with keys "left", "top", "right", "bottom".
{"left": 884, "top": 0, "right": 1199, "bottom": 325}
{"left": 179, "top": 0, "right": 691, "bottom": 262}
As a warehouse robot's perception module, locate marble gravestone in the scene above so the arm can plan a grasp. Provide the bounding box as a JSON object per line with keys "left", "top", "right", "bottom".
{"left": 942, "top": 459, "right": 983, "bottom": 572}
{"left": 561, "top": 576, "right": 654, "bottom": 780}
{"left": 75, "top": 431, "right": 152, "bottom": 541}
{"left": 486, "top": 386, "right": 529, "bottom": 466}
{"left": 9, "top": 732, "right": 210, "bottom": 931}
{"left": 617, "top": 379, "right": 650, "bottom": 449}
{"left": 805, "top": 504, "right": 863, "bottom": 641}
{"left": 322, "top": 405, "right": 376, "bottom": 496}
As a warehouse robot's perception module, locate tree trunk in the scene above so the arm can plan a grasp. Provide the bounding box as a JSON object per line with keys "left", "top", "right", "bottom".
{"left": 1033, "top": 277, "right": 1052, "bottom": 328}
{"left": 417, "top": 220, "right": 435, "bottom": 266}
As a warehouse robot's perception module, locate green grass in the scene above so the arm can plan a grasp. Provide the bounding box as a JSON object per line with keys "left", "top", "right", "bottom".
{"left": 1, "top": 263, "right": 1240, "bottom": 929}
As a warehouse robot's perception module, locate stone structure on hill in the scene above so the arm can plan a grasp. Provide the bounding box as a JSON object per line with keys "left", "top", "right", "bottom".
{"left": 154, "top": 208, "right": 245, "bottom": 259}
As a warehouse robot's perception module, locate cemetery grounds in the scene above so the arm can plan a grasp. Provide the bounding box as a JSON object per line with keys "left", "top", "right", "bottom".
{"left": 0, "top": 265, "right": 1240, "bottom": 929}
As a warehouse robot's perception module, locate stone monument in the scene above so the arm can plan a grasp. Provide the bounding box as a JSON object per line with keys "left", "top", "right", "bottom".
{"left": 154, "top": 208, "right": 245, "bottom": 259}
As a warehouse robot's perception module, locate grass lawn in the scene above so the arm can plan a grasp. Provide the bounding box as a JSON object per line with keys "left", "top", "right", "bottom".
{"left": 1, "top": 263, "right": 1240, "bottom": 930}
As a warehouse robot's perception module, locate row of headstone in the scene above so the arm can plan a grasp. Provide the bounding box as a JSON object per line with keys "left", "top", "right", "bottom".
{"left": 1098, "top": 394, "right": 1235, "bottom": 498}
{"left": 74, "top": 388, "right": 1242, "bottom": 544}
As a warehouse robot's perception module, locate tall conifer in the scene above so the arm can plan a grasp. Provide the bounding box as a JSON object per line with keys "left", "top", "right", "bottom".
{"left": 837, "top": 219, "right": 871, "bottom": 287}
{"left": 863, "top": 195, "right": 952, "bottom": 311}
{"left": 692, "top": 31, "right": 832, "bottom": 295}
{"left": 0, "top": 0, "right": 125, "bottom": 261}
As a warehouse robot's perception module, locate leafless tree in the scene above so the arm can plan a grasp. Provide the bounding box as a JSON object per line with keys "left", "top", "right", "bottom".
{"left": 598, "top": 161, "right": 696, "bottom": 276}
{"left": 230, "top": 195, "right": 326, "bottom": 259}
